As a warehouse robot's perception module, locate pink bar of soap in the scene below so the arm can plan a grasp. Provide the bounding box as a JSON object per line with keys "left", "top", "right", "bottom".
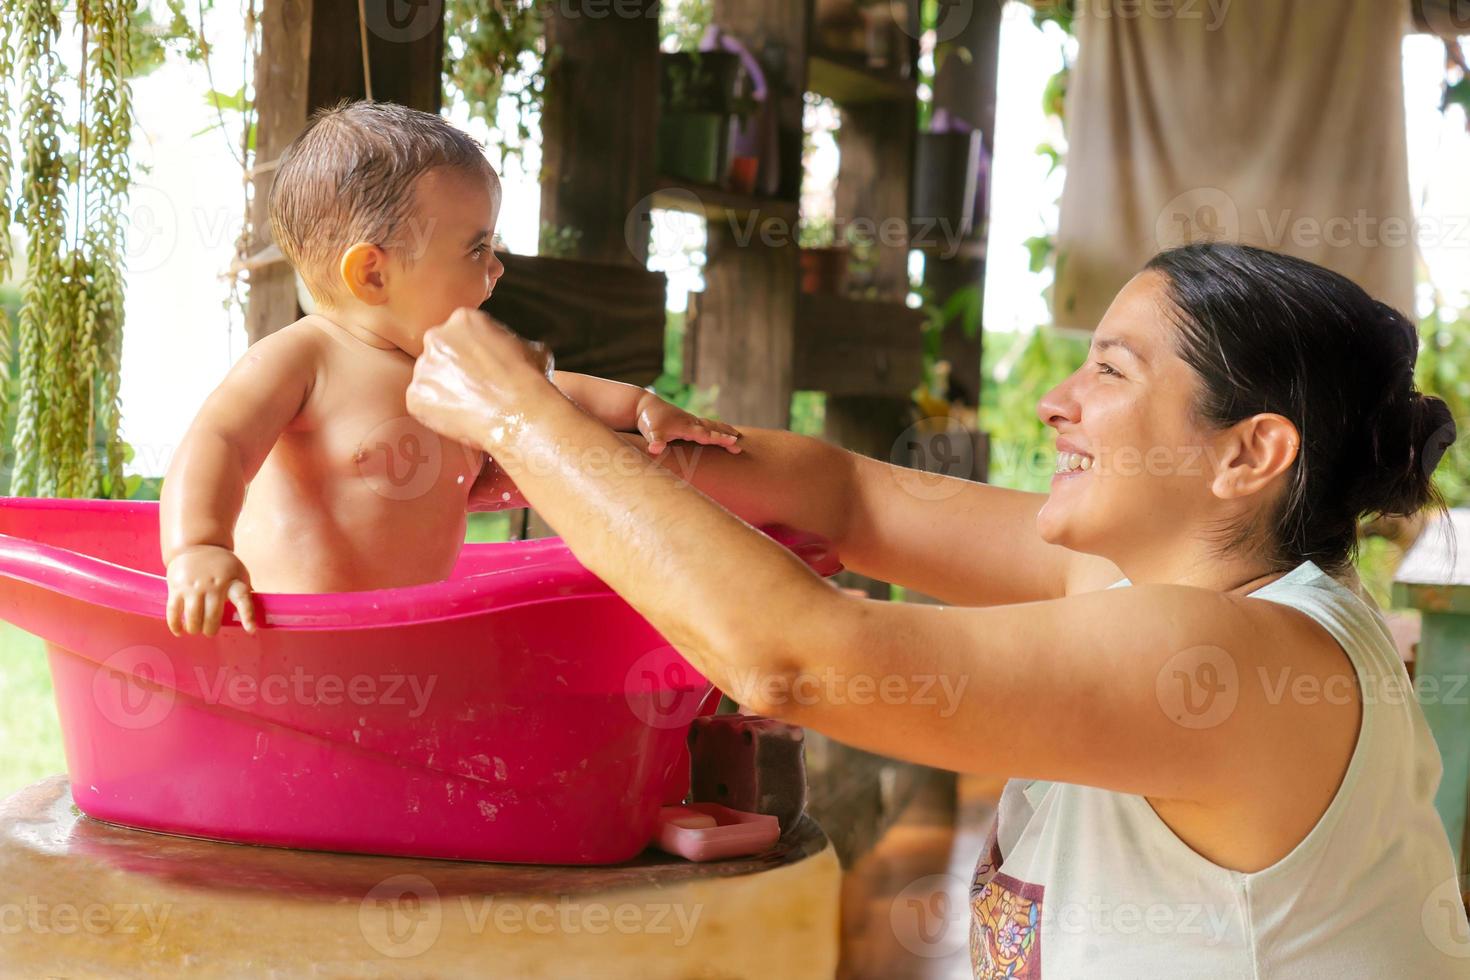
{"left": 668, "top": 814, "right": 718, "bottom": 830}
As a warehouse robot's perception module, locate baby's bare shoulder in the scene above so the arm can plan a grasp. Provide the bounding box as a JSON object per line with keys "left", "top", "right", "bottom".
{"left": 233, "top": 316, "right": 331, "bottom": 372}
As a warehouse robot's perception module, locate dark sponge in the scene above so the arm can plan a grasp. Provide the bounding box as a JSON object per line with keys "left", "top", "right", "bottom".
{"left": 688, "top": 714, "right": 807, "bottom": 833}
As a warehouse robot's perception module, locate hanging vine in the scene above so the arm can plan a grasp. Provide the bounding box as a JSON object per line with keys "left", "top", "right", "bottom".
{"left": 443, "top": 0, "right": 555, "bottom": 158}
{"left": 0, "top": 14, "right": 17, "bottom": 436}
{"left": 5, "top": 0, "right": 134, "bottom": 498}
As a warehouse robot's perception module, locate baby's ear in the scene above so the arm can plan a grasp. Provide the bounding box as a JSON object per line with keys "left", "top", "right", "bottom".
{"left": 339, "top": 242, "right": 391, "bottom": 305}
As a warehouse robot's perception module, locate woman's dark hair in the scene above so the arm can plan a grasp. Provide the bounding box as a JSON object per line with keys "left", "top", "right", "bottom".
{"left": 1144, "top": 243, "right": 1457, "bottom": 577}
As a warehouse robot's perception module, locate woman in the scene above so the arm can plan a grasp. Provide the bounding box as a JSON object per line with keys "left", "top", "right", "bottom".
{"left": 406, "top": 243, "right": 1467, "bottom": 977}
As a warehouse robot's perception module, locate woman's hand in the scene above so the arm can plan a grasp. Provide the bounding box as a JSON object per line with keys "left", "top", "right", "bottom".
{"left": 406, "top": 308, "right": 555, "bottom": 451}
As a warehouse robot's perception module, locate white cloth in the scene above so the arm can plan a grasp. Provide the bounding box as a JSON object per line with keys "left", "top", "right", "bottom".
{"left": 1054, "top": 0, "right": 1417, "bottom": 329}
{"left": 969, "top": 559, "right": 1468, "bottom": 978}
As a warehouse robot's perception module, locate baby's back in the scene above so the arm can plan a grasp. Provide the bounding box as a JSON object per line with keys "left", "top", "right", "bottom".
{"left": 234, "top": 317, "right": 483, "bottom": 593}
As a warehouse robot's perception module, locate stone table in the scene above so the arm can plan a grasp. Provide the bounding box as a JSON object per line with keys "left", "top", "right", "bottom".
{"left": 0, "top": 776, "right": 840, "bottom": 978}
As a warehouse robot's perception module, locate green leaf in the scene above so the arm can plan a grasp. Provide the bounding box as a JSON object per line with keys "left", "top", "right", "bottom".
{"left": 1024, "top": 234, "right": 1055, "bottom": 273}
{"left": 204, "top": 86, "right": 248, "bottom": 114}
{"left": 1444, "top": 77, "right": 1470, "bottom": 116}
{"left": 1035, "top": 141, "right": 1062, "bottom": 175}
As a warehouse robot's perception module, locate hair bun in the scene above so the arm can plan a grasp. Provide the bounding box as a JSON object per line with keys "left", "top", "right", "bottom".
{"left": 1366, "top": 390, "right": 1457, "bottom": 518}
{"left": 1412, "top": 391, "right": 1456, "bottom": 480}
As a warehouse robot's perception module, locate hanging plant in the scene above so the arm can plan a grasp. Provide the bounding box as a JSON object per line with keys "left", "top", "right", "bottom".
{"left": 2, "top": 0, "right": 134, "bottom": 498}
{"left": 443, "top": 0, "right": 556, "bottom": 157}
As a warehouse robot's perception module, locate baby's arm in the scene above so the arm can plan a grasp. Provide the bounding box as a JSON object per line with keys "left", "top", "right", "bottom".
{"left": 552, "top": 371, "right": 741, "bottom": 455}
{"left": 160, "top": 328, "right": 318, "bottom": 636}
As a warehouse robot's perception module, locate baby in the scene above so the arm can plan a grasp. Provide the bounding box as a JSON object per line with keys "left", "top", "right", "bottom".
{"left": 162, "top": 101, "right": 739, "bottom": 636}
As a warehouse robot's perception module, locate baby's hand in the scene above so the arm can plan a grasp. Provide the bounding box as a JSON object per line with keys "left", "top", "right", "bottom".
{"left": 635, "top": 393, "right": 742, "bottom": 456}
{"left": 166, "top": 545, "right": 258, "bottom": 637}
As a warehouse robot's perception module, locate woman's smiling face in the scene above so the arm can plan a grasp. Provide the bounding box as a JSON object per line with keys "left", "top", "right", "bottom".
{"left": 1034, "top": 270, "right": 1229, "bottom": 559}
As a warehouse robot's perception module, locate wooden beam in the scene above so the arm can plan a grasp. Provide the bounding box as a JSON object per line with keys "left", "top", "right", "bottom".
{"left": 482, "top": 253, "right": 667, "bottom": 386}
{"left": 791, "top": 295, "right": 925, "bottom": 399}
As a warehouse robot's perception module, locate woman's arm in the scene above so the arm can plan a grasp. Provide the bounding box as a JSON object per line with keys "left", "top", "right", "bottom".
{"left": 635, "top": 427, "right": 1119, "bottom": 605}
{"left": 462, "top": 422, "right": 1109, "bottom": 604}
{"left": 407, "top": 320, "right": 1355, "bottom": 823}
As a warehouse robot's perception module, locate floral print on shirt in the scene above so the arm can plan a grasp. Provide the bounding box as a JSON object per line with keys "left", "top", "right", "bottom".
{"left": 971, "top": 814, "right": 1044, "bottom": 978}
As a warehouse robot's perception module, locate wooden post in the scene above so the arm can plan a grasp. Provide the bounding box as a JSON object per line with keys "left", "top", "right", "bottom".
{"left": 923, "top": 0, "right": 1002, "bottom": 408}
{"left": 818, "top": 10, "right": 920, "bottom": 599}
{"left": 696, "top": 229, "right": 799, "bottom": 430}
{"left": 824, "top": 97, "right": 918, "bottom": 537}
{"left": 246, "top": 0, "right": 445, "bottom": 344}
{"left": 540, "top": 1, "right": 661, "bottom": 267}
{"left": 692, "top": 0, "right": 813, "bottom": 430}
{"left": 245, "top": 0, "right": 313, "bottom": 345}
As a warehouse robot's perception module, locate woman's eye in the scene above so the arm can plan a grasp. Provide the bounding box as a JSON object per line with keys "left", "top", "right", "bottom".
{"left": 1096, "top": 361, "right": 1120, "bottom": 377}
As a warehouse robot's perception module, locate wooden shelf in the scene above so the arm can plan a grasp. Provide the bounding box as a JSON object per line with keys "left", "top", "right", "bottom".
{"left": 653, "top": 176, "right": 800, "bottom": 225}
{"left": 808, "top": 48, "right": 917, "bottom": 106}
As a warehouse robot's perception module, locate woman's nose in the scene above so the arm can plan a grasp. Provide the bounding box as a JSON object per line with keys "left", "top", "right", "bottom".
{"left": 1037, "top": 376, "right": 1080, "bottom": 429}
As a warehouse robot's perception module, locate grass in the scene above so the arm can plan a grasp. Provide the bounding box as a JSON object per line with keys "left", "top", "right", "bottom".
{"left": 0, "top": 623, "right": 66, "bottom": 799}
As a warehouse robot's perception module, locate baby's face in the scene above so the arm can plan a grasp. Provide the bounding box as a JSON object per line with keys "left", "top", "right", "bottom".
{"left": 385, "top": 165, "right": 505, "bottom": 353}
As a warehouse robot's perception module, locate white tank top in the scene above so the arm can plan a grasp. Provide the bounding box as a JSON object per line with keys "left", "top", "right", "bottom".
{"left": 970, "top": 559, "right": 1469, "bottom": 978}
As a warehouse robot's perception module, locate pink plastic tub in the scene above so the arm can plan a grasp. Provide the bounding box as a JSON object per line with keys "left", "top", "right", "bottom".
{"left": 0, "top": 498, "right": 840, "bottom": 865}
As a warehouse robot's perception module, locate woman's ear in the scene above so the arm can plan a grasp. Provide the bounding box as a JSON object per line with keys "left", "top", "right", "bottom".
{"left": 339, "top": 242, "right": 391, "bottom": 305}
{"left": 1211, "top": 413, "right": 1299, "bottom": 500}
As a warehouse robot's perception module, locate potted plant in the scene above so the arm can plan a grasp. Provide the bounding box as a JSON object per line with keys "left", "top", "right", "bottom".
{"left": 798, "top": 215, "right": 850, "bottom": 295}
{"left": 658, "top": 49, "right": 746, "bottom": 185}
{"left": 914, "top": 121, "right": 984, "bottom": 242}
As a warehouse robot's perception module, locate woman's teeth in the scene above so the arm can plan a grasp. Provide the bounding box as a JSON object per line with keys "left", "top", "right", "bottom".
{"left": 1055, "top": 451, "right": 1093, "bottom": 474}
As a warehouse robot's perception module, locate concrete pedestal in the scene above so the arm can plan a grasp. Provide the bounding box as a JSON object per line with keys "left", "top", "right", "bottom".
{"left": 0, "top": 776, "right": 840, "bottom": 978}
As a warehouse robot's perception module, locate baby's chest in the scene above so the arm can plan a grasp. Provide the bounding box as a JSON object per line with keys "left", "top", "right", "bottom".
{"left": 310, "top": 402, "right": 484, "bottom": 503}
